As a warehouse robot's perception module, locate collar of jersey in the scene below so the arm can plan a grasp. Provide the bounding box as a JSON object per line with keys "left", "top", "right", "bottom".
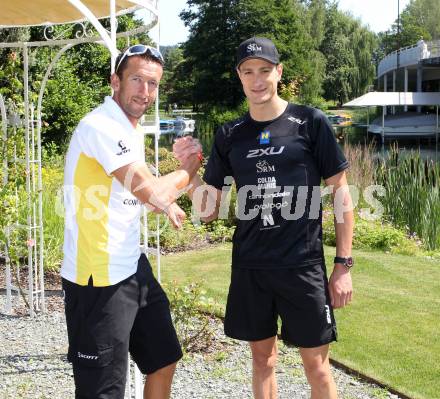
{"left": 103, "top": 96, "right": 138, "bottom": 135}
{"left": 247, "top": 103, "right": 291, "bottom": 126}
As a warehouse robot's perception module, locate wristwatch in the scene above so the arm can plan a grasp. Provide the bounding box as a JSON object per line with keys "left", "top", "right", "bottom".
{"left": 334, "top": 256, "right": 354, "bottom": 269}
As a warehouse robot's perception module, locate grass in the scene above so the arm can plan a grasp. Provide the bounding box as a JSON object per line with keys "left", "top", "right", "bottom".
{"left": 158, "top": 243, "right": 232, "bottom": 311}
{"left": 154, "top": 243, "right": 440, "bottom": 399}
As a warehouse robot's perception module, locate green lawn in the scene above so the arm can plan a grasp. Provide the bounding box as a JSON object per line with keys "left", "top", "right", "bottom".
{"left": 153, "top": 244, "right": 440, "bottom": 399}
{"left": 158, "top": 243, "right": 233, "bottom": 310}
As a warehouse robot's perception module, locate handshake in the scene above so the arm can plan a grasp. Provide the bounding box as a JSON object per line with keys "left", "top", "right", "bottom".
{"left": 172, "top": 136, "right": 203, "bottom": 165}
{"left": 156, "top": 136, "right": 204, "bottom": 229}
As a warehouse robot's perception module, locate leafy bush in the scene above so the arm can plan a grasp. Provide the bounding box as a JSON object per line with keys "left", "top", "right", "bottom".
{"left": 204, "top": 220, "right": 234, "bottom": 243}
{"left": 322, "top": 212, "right": 419, "bottom": 255}
{"left": 165, "top": 282, "right": 215, "bottom": 353}
{"left": 41, "top": 165, "right": 63, "bottom": 189}
{"left": 353, "top": 219, "right": 419, "bottom": 254}
{"left": 153, "top": 218, "right": 207, "bottom": 252}
{"left": 41, "top": 54, "right": 105, "bottom": 150}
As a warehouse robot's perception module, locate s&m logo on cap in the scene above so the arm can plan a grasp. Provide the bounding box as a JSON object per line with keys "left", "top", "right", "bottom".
{"left": 247, "top": 43, "right": 262, "bottom": 53}
{"left": 259, "top": 131, "right": 270, "bottom": 144}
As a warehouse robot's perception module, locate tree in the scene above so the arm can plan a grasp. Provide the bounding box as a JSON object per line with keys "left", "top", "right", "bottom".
{"left": 0, "top": 13, "right": 152, "bottom": 149}
{"left": 160, "top": 46, "right": 186, "bottom": 108}
{"left": 178, "top": 0, "right": 318, "bottom": 109}
{"left": 319, "top": 4, "right": 377, "bottom": 104}
{"left": 379, "top": 0, "right": 439, "bottom": 56}
{"left": 402, "top": 0, "right": 440, "bottom": 40}
{"left": 304, "top": 0, "right": 326, "bottom": 48}
{"left": 298, "top": 0, "right": 327, "bottom": 105}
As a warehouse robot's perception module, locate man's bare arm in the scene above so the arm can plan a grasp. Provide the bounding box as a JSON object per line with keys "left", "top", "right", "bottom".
{"left": 325, "top": 171, "right": 354, "bottom": 259}
{"left": 324, "top": 170, "right": 354, "bottom": 309}
{"left": 112, "top": 155, "right": 200, "bottom": 226}
{"left": 113, "top": 154, "right": 200, "bottom": 205}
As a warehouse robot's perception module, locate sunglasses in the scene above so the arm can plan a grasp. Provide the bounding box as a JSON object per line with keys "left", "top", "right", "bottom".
{"left": 115, "top": 45, "right": 164, "bottom": 72}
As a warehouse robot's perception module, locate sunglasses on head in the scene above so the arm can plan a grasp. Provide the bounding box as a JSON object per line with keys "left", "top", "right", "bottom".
{"left": 115, "top": 45, "right": 164, "bottom": 72}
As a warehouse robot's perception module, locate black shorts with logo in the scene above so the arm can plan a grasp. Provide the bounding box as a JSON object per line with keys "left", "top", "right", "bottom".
{"left": 62, "top": 253, "right": 182, "bottom": 399}
{"left": 224, "top": 263, "right": 337, "bottom": 348}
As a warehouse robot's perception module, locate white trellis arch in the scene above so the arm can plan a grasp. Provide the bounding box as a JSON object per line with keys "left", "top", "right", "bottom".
{"left": 0, "top": 1, "right": 162, "bottom": 397}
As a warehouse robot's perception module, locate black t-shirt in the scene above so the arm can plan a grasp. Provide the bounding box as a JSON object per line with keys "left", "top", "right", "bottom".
{"left": 203, "top": 103, "right": 349, "bottom": 269}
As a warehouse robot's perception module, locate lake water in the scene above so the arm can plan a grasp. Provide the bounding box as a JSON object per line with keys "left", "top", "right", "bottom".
{"left": 338, "top": 125, "right": 440, "bottom": 163}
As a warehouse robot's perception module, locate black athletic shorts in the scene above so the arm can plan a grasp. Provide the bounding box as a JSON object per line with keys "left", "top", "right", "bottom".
{"left": 62, "top": 253, "right": 182, "bottom": 399}
{"left": 224, "top": 263, "right": 337, "bottom": 348}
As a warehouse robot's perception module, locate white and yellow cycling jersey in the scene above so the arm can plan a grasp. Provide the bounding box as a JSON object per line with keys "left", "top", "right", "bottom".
{"left": 61, "top": 96, "right": 145, "bottom": 287}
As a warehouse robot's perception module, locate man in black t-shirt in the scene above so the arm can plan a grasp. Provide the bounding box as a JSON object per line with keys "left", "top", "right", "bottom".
{"left": 174, "top": 37, "right": 354, "bottom": 399}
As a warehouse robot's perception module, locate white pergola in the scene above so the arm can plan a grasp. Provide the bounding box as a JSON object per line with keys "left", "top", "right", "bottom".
{"left": 1, "top": 2, "right": 161, "bottom": 397}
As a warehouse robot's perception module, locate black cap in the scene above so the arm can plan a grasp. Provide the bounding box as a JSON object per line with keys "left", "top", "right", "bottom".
{"left": 236, "top": 37, "right": 280, "bottom": 68}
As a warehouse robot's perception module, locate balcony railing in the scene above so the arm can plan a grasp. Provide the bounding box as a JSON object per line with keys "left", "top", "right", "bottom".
{"left": 377, "top": 40, "right": 440, "bottom": 77}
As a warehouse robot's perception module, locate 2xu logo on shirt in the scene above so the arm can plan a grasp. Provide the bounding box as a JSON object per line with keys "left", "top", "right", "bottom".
{"left": 246, "top": 146, "right": 285, "bottom": 158}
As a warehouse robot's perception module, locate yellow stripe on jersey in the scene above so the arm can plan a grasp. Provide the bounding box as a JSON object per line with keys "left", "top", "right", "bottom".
{"left": 74, "top": 153, "right": 112, "bottom": 286}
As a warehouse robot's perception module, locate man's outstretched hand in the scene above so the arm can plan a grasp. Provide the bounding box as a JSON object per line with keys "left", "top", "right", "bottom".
{"left": 165, "top": 202, "right": 186, "bottom": 229}
{"left": 173, "top": 136, "right": 202, "bottom": 164}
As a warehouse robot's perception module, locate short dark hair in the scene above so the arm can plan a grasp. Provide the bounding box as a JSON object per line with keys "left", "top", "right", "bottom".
{"left": 115, "top": 50, "right": 162, "bottom": 79}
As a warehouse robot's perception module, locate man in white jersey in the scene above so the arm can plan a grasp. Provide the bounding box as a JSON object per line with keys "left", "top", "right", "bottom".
{"left": 62, "top": 45, "right": 201, "bottom": 399}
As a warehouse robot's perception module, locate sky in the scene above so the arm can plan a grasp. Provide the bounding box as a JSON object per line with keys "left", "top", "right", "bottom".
{"left": 148, "top": 0, "right": 411, "bottom": 46}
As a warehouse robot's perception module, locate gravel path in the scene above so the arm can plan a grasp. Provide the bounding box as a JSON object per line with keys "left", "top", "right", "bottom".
{"left": 0, "top": 294, "right": 401, "bottom": 399}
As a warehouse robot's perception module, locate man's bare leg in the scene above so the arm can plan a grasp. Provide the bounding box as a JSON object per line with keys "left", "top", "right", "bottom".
{"left": 299, "top": 344, "right": 338, "bottom": 399}
{"left": 143, "top": 362, "right": 177, "bottom": 399}
{"left": 249, "top": 336, "right": 278, "bottom": 399}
